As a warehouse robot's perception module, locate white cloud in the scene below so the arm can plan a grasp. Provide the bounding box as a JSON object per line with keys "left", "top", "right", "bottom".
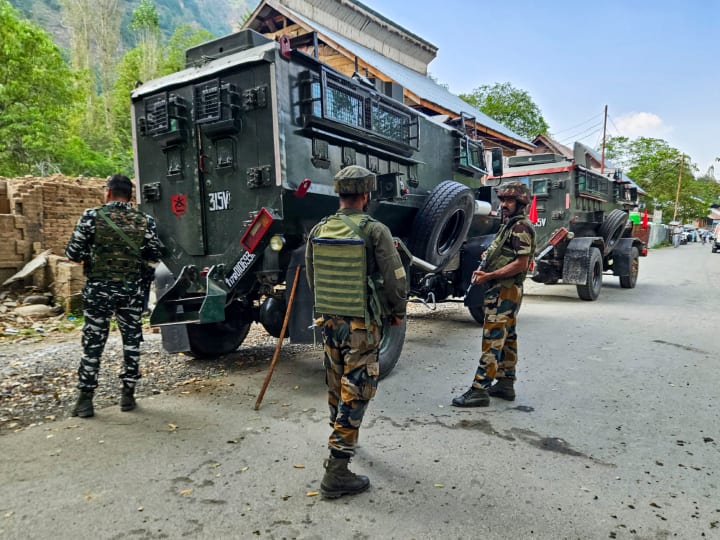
{"left": 612, "top": 112, "right": 672, "bottom": 138}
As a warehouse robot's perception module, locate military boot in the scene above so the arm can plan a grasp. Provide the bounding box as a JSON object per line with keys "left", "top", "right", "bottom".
{"left": 320, "top": 456, "right": 370, "bottom": 498}
{"left": 451, "top": 387, "right": 490, "bottom": 407}
{"left": 120, "top": 383, "right": 136, "bottom": 412}
{"left": 488, "top": 378, "right": 516, "bottom": 401}
{"left": 71, "top": 390, "right": 94, "bottom": 418}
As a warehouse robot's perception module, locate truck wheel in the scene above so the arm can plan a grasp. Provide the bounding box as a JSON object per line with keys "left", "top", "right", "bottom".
{"left": 408, "top": 180, "right": 475, "bottom": 268}
{"left": 619, "top": 247, "right": 639, "bottom": 288}
{"left": 378, "top": 317, "right": 406, "bottom": 379}
{"left": 467, "top": 304, "right": 485, "bottom": 324}
{"left": 576, "top": 247, "right": 602, "bottom": 301}
{"left": 186, "top": 303, "right": 252, "bottom": 358}
{"left": 599, "top": 209, "right": 628, "bottom": 256}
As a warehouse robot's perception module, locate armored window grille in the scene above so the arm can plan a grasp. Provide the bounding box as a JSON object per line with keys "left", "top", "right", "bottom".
{"left": 143, "top": 93, "right": 169, "bottom": 135}
{"left": 194, "top": 79, "right": 222, "bottom": 124}
{"left": 301, "top": 68, "right": 419, "bottom": 149}
{"left": 323, "top": 72, "right": 364, "bottom": 128}
{"left": 371, "top": 101, "right": 408, "bottom": 143}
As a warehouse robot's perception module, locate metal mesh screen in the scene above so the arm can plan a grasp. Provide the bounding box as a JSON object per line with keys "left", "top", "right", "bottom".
{"left": 324, "top": 76, "right": 364, "bottom": 128}
{"left": 372, "top": 102, "right": 409, "bottom": 144}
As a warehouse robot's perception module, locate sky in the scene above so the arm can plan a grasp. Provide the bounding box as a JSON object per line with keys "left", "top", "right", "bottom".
{"left": 360, "top": 0, "right": 719, "bottom": 177}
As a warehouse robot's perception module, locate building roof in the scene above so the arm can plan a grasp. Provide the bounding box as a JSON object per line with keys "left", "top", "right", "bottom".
{"left": 246, "top": 0, "right": 437, "bottom": 74}
{"left": 279, "top": 4, "right": 532, "bottom": 148}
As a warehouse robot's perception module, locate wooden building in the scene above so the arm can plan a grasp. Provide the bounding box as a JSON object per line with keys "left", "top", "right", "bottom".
{"left": 243, "top": 0, "right": 534, "bottom": 156}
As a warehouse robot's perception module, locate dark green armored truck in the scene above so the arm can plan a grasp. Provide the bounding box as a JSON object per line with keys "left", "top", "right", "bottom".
{"left": 131, "top": 29, "right": 505, "bottom": 377}
{"left": 491, "top": 144, "right": 647, "bottom": 302}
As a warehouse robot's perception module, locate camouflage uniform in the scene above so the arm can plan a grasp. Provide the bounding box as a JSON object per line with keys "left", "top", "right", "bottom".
{"left": 306, "top": 166, "right": 407, "bottom": 460}
{"left": 66, "top": 201, "right": 161, "bottom": 391}
{"left": 306, "top": 207, "right": 407, "bottom": 456}
{"left": 473, "top": 216, "right": 535, "bottom": 388}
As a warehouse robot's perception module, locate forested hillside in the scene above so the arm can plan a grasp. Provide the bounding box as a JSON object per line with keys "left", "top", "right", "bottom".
{"left": 1, "top": 0, "right": 259, "bottom": 179}
{"left": 9, "top": 0, "right": 257, "bottom": 50}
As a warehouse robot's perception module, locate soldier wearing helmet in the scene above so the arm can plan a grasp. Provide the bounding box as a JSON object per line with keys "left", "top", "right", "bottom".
{"left": 452, "top": 180, "right": 536, "bottom": 407}
{"left": 306, "top": 165, "right": 407, "bottom": 498}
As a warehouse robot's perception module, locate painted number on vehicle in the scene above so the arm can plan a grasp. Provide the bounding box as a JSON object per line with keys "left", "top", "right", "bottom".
{"left": 535, "top": 217, "right": 547, "bottom": 227}
{"left": 209, "top": 191, "right": 231, "bottom": 211}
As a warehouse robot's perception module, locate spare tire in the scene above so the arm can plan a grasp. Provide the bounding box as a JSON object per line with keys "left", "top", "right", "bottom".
{"left": 408, "top": 181, "right": 475, "bottom": 269}
{"left": 599, "top": 209, "right": 629, "bottom": 256}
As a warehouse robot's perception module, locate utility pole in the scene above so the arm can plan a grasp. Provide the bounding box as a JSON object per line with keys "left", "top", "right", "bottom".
{"left": 673, "top": 154, "right": 685, "bottom": 222}
{"left": 600, "top": 105, "right": 608, "bottom": 174}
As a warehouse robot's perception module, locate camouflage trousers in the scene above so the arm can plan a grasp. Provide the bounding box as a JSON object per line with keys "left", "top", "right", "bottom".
{"left": 77, "top": 279, "right": 144, "bottom": 391}
{"left": 473, "top": 282, "right": 523, "bottom": 389}
{"left": 320, "top": 316, "right": 381, "bottom": 457}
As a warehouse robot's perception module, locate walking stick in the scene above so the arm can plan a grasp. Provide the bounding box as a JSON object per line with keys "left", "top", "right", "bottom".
{"left": 254, "top": 264, "right": 302, "bottom": 410}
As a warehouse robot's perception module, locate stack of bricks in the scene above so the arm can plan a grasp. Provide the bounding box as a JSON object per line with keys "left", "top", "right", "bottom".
{"left": 0, "top": 175, "right": 106, "bottom": 287}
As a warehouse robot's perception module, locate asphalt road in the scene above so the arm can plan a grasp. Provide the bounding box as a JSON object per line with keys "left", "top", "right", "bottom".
{"left": 1, "top": 241, "right": 718, "bottom": 539}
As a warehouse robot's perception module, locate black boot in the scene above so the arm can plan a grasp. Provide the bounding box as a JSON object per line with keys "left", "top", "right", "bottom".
{"left": 488, "top": 378, "right": 516, "bottom": 401}
{"left": 120, "top": 383, "right": 136, "bottom": 412}
{"left": 451, "top": 387, "right": 489, "bottom": 407}
{"left": 71, "top": 390, "right": 94, "bottom": 418}
{"left": 320, "top": 456, "right": 370, "bottom": 498}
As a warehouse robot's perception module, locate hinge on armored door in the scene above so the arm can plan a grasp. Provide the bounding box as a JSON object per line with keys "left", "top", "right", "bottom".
{"left": 247, "top": 165, "right": 272, "bottom": 188}
{"left": 242, "top": 85, "right": 268, "bottom": 110}
{"left": 342, "top": 147, "right": 356, "bottom": 166}
{"left": 142, "top": 182, "right": 161, "bottom": 202}
{"left": 552, "top": 179, "right": 566, "bottom": 189}
{"left": 551, "top": 210, "right": 565, "bottom": 220}
{"left": 311, "top": 138, "right": 330, "bottom": 169}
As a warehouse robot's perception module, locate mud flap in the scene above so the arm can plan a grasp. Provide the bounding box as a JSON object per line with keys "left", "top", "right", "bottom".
{"left": 610, "top": 238, "right": 638, "bottom": 277}
{"left": 154, "top": 263, "right": 190, "bottom": 353}
{"left": 562, "top": 237, "right": 600, "bottom": 285}
{"left": 286, "top": 244, "right": 319, "bottom": 344}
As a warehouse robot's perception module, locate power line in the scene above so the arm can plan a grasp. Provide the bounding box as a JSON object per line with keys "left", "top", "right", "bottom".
{"left": 559, "top": 122, "right": 603, "bottom": 146}
{"left": 552, "top": 112, "right": 605, "bottom": 136}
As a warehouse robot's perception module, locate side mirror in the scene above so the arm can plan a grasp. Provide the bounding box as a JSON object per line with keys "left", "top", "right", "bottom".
{"left": 490, "top": 148, "right": 504, "bottom": 178}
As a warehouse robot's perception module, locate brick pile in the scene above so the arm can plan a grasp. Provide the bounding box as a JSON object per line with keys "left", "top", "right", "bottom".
{"left": 0, "top": 175, "right": 107, "bottom": 304}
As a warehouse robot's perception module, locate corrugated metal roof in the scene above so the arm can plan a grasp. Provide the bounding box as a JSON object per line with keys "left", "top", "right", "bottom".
{"left": 283, "top": 5, "right": 532, "bottom": 147}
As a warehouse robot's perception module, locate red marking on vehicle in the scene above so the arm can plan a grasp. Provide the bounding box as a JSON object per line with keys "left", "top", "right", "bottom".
{"left": 295, "top": 178, "right": 311, "bottom": 198}
{"left": 171, "top": 194, "right": 187, "bottom": 217}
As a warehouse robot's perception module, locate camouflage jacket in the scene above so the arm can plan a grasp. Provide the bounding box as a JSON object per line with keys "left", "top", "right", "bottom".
{"left": 306, "top": 208, "right": 407, "bottom": 318}
{"left": 65, "top": 201, "right": 162, "bottom": 281}
{"left": 483, "top": 214, "right": 536, "bottom": 287}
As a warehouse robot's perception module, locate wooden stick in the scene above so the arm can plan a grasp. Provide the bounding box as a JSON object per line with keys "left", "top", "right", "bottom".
{"left": 254, "top": 264, "right": 302, "bottom": 410}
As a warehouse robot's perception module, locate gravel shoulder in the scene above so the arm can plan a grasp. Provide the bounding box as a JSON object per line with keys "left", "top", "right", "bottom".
{"left": 0, "top": 324, "right": 287, "bottom": 435}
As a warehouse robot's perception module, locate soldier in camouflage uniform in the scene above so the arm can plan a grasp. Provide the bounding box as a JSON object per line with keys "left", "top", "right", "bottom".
{"left": 452, "top": 181, "right": 536, "bottom": 407}
{"left": 65, "top": 174, "right": 162, "bottom": 418}
{"left": 306, "top": 165, "right": 407, "bottom": 498}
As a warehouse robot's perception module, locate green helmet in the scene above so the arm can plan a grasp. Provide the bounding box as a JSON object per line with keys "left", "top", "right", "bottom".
{"left": 495, "top": 181, "right": 531, "bottom": 206}
{"left": 334, "top": 165, "right": 377, "bottom": 194}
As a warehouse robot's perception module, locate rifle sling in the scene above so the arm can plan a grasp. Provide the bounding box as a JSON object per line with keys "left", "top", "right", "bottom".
{"left": 97, "top": 207, "right": 142, "bottom": 257}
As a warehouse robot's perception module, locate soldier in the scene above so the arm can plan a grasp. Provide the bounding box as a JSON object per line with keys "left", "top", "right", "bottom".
{"left": 452, "top": 181, "right": 536, "bottom": 407}
{"left": 65, "top": 174, "right": 162, "bottom": 418}
{"left": 306, "top": 165, "right": 407, "bottom": 498}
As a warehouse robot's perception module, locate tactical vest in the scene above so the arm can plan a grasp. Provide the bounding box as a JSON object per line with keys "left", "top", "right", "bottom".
{"left": 311, "top": 213, "right": 389, "bottom": 332}
{"left": 483, "top": 214, "right": 536, "bottom": 287}
{"left": 86, "top": 205, "right": 148, "bottom": 281}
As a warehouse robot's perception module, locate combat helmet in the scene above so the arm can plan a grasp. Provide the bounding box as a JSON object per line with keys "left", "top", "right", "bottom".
{"left": 495, "top": 181, "right": 531, "bottom": 206}
{"left": 334, "top": 165, "right": 377, "bottom": 194}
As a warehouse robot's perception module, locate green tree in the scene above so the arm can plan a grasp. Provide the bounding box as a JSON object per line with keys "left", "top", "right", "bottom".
{"left": 108, "top": 24, "right": 214, "bottom": 175}
{"left": 605, "top": 136, "right": 720, "bottom": 223}
{"left": 130, "top": 0, "right": 161, "bottom": 82}
{"left": 459, "top": 82, "right": 549, "bottom": 140}
{"left": 0, "top": 0, "right": 114, "bottom": 176}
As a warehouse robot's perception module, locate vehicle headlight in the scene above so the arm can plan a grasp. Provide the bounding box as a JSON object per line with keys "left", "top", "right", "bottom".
{"left": 269, "top": 235, "right": 285, "bottom": 252}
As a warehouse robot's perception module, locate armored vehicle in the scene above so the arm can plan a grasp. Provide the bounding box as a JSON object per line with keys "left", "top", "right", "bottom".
{"left": 131, "top": 29, "right": 506, "bottom": 377}
{"left": 491, "top": 145, "right": 647, "bottom": 303}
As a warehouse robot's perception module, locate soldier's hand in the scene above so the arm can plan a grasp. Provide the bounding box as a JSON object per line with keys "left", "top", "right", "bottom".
{"left": 389, "top": 315, "right": 403, "bottom": 326}
{"left": 472, "top": 270, "right": 490, "bottom": 285}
